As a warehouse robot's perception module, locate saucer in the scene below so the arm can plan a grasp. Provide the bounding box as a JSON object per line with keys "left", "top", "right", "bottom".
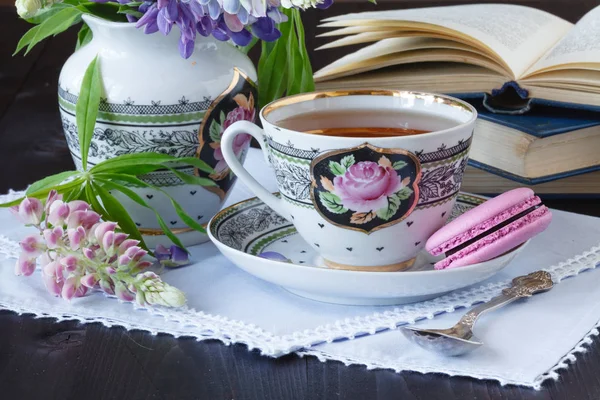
{"left": 208, "top": 193, "right": 527, "bottom": 306}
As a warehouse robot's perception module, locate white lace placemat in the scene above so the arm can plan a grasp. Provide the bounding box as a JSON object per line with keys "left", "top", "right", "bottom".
{"left": 298, "top": 242, "right": 600, "bottom": 390}
{"left": 1, "top": 149, "right": 599, "bottom": 389}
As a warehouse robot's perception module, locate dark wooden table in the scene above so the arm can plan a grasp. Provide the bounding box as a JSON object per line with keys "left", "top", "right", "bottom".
{"left": 1, "top": 3, "right": 600, "bottom": 399}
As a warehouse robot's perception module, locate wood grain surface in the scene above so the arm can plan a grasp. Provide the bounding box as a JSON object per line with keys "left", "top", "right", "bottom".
{"left": 1, "top": 3, "right": 600, "bottom": 399}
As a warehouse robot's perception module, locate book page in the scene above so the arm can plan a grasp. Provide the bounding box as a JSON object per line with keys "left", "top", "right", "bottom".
{"left": 324, "top": 4, "right": 572, "bottom": 78}
{"left": 526, "top": 6, "right": 600, "bottom": 76}
{"left": 314, "top": 37, "right": 507, "bottom": 80}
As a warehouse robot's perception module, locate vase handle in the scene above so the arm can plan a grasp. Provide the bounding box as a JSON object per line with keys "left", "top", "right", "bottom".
{"left": 221, "top": 120, "right": 288, "bottom": 218}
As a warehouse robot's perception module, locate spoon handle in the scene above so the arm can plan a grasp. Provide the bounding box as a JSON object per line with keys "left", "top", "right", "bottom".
{"left": 457, "top": 270, "right": 554, "bottom": 330}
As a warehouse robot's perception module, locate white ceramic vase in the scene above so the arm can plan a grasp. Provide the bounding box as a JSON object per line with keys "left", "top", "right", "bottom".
{"left": 58, "top": 15, "right": 258, "bottom": 247}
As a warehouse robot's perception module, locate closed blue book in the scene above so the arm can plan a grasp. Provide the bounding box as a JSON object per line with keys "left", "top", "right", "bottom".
{"left": 464, "top": 98, "right": 600, "bottom": 183}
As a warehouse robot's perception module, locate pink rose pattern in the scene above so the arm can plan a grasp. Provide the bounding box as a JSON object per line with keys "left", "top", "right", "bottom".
{"left": 333, "top": 161, "right": 403, "bottom": 212}
{"left": 315, "top": 150, "right": 417, "bottom": 232}
{"left": 196, "top": 73, "right": 257, "bottom": 200}
{"left": 208, "top": 93, "right": 256, "bottom": 181}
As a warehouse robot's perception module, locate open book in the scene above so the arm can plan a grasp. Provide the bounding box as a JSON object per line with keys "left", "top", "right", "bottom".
{"left": 314, "top": 4, "right": 600, "bottom": 111}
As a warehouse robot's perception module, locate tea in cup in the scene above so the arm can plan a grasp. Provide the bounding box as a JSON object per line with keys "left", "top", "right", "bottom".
{"left": 221, "top": 90, "right": 477, "bottom": 271}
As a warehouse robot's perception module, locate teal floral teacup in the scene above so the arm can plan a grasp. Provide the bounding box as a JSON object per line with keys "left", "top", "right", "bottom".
{"left": 221, "top": 90, "right": 477, "bottom": 271}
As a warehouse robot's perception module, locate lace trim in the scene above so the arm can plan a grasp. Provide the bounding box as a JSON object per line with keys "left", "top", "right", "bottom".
{"left": 299, "top": 316, "right": 600, "bottom": 390}
{"left": 298, "top": 245, "right": 600, "bottom": 389}
{"left": 3, "top": 189, "right": 600, "bottom": 388}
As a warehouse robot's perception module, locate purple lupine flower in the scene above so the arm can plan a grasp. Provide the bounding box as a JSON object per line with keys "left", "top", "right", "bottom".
{"left": 316, "top": 0, "right": 333, "bottom": 9}
{"left": 154, "top": 244, "right": 190, "bottom": 267}
{"left": 127, "top": 0, "right": 332, "bottom": 57}
{"left": 267, "top": 7, "right": 287, "bottom": 23}
{"left": 223, "top": 0, "right": 241, "bottom": 14}
{"left": 251, "top": 16, "right": 280, "bottom": 41}
{"left": 157, "top": 7, "right": 173, "bottom": 34}
{"left": 228, "top": 25, "right": 253, "bottom": 45}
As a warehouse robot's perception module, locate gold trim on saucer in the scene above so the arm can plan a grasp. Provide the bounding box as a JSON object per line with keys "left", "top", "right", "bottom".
{"left": 324, "top": 257, "right": 416, "bottom": 272}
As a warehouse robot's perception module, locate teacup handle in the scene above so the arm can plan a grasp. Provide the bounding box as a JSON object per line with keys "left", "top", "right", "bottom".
{"left": 221, "top": 120, "right": 288, "bottom": 218}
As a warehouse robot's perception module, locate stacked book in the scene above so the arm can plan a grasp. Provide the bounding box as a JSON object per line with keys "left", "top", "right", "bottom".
{"left": 460, "top": 99, "right": 600, "bottom": 194}
{"left": 314, "top": 3, "right": 600, "bottom": 195}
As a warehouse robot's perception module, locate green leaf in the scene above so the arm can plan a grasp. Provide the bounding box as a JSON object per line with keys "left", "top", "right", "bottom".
{"left": 64, "top": 182, "right": 86, "bottom": 202}
{"left": 25, "top": 3, "right": 73, "bottom": 24}
{"left": 26, "top": 170, "right": 80, "bottom": 195}
{"left": 368, "top": 0, "right": 377, "bottom": 4}
{"left": 89, "top": 152, "right": 182, "bottom": 173}
{"left": 392, "top": 161, "right": 408, "bottom": 170}
{"left": 168, "top": 199, "right": 206, "bottom": 233}
{"left": 284, "top": 9, "right": 301, "bottom": 96}
{"left": 14, "top": 25, "right": 41, "bottom": 56}
{"left": 376, "top": 194, "right": 402, "bottom": 221}
{"left": 84, "top": 181, "right": 108, "bottom": 216}
{"left": 164, "top": 167, "right": 217, "bottom": 187}
{"left": 96, "top": 173, "right": 206, "bottom": 239}
{"left": 0, "top": 177, "right": 84, "bottom": 208}
{"left": 93, "top": 182, "right": 147, "bottom": 248}
{"left": 76, "top": 2, "right": 128, "bottom": 22}
{"left": 257, "top": 29, "right": 288, "bottom": 109}
{"left": 96, "top": 179, "right": 189, "bottom": 248}
{"left": 117, "top": 6, "right": 143, "bottom": 18}
{"left": 319, "top": 192, "right": 348, "bottom": 214}
{"left": 76, "top": 56, "right": 102, "bottom": 170}
{"left": 288, "top": 9, "right": 315, "bottom": 95}
{"left": 329, "top": 161, "right": 346, "bottom": 176}
{"left": 209, "top": 120, "right": 222, "bottom": 143}
{"left": 173, "top": 157, "right": 214, "bottom": 174}
{"left": 75, "top": 22, "right": 93, "bottom": 50}
{"left": 395, "top": 186, "right": 413, "bottom": 201}
{"left": 89, "top": 152, "right": 214, "bottom": 174}
{"left": 24, "top": 7, "right": 83, "bottom": 55}
{"left": 219, "top": 110, "right": 226, "bottom": 124}
{"left": 340, "top": 155, "right": 355, "bottom": 170}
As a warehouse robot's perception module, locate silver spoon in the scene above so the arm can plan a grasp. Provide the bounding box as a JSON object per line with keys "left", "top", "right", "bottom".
{"left": 401, "top": 270, "right": 554, "bottom": 356}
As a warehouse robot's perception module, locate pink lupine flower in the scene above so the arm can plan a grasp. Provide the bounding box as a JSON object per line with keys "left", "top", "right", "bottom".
{"left": 11, "top": 196, "right": 186, "bottom": 307}
{"left": 74, "top": 284, "right": 88, "bottom": 298}
{"left": 19, "top": 235, "right": 44, "bottom": 257}
{"left": 115, "top": 282, "right": 135, "bottom": 302}
{"left": 94, "top": 222, "right": 117, "bottom": 244}
{"left": 101, "top": 231, "right": 116, "bottom": 254}
{"left": 68, "top": 200, "right": 90, "bottom": 213}
{"left": 15, "top": 254, "right": 36, "bottom": 276}
{"left": 16, "top": 197, "right": 43, "bottom": 226}
{"left": 80, "top": 273, "right": 99, "bottom": 289}
{"left": 113, "top": 232, "right": 128, "bottom": 247}
{"left": 118, "top": 254, "right": 132, "bottom": 267}
{"left": 61, "top": 277, "right": 79, "bottom": 300}
{"left": 42, "top": 273, "right": 63, "bottom": 297}
{"left": 136, "top": 261, "right": 153, "bottom": 271}
{"left": 60, "top": 255, "right": 78, "bottom": 272}
{"left": 44, "top": 190, "right": 62, "bottom": 213}
{"left": 118, "top": 239, "right": 139, "bottom": 254}
{"left": 39, "top": 251, "right": 53, "bottom": 267}
{"left": 67, "top": 226, "right": 86, "bottom": 250}
{"left": 43, "top": 226, "right": 64, "bottom": 249}
{"left": 47, "top": 200, "right": 70, "bottom": 226}
{"left": 82, "top": 247, "right": 95, "bottom": 260}
{"left": 99, "top": 278, "right": 115, "bottom": 295}
{"left": 66, "top": 210, "right": 100, "bottom": 230}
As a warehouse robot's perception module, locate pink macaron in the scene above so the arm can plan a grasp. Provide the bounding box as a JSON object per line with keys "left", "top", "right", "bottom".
{"left": 426, "top": 188, "right": 552, "bottom": 270}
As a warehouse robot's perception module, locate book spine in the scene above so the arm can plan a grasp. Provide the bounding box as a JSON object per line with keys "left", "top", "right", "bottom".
{"left": 468, "top": 160, "right": 600, "bottom": 185}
